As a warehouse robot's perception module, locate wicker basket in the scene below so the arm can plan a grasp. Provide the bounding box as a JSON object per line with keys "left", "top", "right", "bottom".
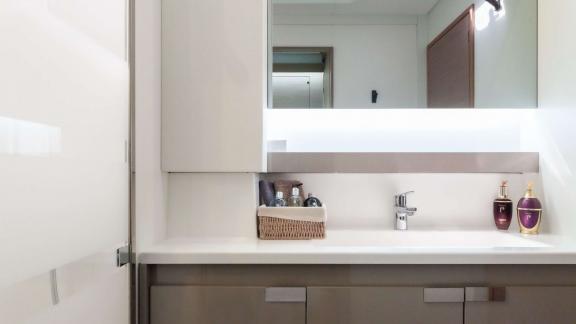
{"left": 257, "top": 206, "right": 327, "bottom": 240}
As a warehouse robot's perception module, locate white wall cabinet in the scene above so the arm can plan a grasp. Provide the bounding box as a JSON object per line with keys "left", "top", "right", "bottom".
{"left": 162, "top": 0, "right": 267, "bottom": 172}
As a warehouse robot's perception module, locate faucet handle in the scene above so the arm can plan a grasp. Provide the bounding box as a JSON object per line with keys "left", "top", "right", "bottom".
{"left": 395, "top": 191, "right": 415, "bottom": 208}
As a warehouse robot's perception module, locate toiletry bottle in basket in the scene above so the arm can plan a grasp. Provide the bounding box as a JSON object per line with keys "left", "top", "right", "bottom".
{"left": 273, "top": 191, "right": 287, "bottom": 207}
{"left": 288, "top": 187, "right": 303, "bottom": 207}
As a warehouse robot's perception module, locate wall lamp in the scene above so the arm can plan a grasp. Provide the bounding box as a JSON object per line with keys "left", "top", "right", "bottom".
{"left": 486, "top": 0, "right": 503, "bottom": 11}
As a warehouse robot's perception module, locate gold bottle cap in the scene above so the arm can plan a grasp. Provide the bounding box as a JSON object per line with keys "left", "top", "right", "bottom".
{"left": 524, "top": 182, "right": 535, "bottom": 198}
{"left": 499, "top": 180, "right": 509, "bottom": 199}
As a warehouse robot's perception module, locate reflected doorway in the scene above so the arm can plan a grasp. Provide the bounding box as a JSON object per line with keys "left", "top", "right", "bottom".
{"left": 272, "top": 47, "right": 333, "bottom": 108}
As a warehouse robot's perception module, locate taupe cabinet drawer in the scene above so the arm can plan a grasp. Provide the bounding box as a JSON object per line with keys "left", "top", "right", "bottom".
{"left": 307, "top": 287, "right": 463, "bottom": 324}
{"left": 465, "top": 287, "right": 576, "bottom": 324}
{"left": 150, "top": 286, "right": 305, "bottom": 324}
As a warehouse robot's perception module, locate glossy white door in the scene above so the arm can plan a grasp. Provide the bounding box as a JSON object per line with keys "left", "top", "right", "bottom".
{"left": 0, "top": 0, "right": 130, "bottom": 323}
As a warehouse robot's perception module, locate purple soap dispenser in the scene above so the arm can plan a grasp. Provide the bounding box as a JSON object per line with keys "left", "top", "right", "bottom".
{"left": 517, "top": 182, "right": 542, "bottom": 235}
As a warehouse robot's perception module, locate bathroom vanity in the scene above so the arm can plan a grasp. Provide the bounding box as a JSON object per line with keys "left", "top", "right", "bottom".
{"left": 137, "top": 0, "right": 576, "bottom": 323}
{"left": 138, "top": 231, "right": 576, "bottom": 324}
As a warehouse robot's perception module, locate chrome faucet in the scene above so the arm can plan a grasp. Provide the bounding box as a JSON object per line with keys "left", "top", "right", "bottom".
{"left": 394, "top": 191, "right": 417, "bottom": 231}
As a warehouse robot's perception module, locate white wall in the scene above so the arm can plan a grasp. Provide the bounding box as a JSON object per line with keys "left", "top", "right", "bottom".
{"left": 273, "top": 23, "right": 419, "bottom": 108}
{"left": 167, "top": 173, "right": 259, "bottom": 239}
{"left": 538, "top": 0, "right": 576, "bottom": 237}
{"left": 165, "top": 172, "right": 541, "bottom": 237}
{"left": 135, "top": 0, "right": 168, "bottom": 252}
{"left": 264, "top": 173, "right": 540, "bottom": 232}
{"left": 428, "top": 0, "right": 538, "bottom": 108}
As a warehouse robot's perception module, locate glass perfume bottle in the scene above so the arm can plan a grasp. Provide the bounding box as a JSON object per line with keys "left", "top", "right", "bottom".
{"left": 517, "top": 182, "right": 542, "bottom": 235}
{"left": 273, "top": 191, "right": 287, "bottom": 207}
{"left": 288, "top": 187, "right": 303, "bottom": 207}
{"left": 493, "top": 181, "right": 513, "bottom": 230}
{"left": 303, "top": 193, "right": 322, "bottom": 207}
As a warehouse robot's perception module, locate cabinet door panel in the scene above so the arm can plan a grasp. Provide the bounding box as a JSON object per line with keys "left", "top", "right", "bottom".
{"left": 466, "top": 287, "right": 576, "bottom": 324}
{"left": 308, "top": 287, "right": 463, "bottom": 324}
{"left": 150, "top": 286, "right": 305, "bottom": 324}
{"left": 162, "top": 0, "right": 266, "bottom": 172}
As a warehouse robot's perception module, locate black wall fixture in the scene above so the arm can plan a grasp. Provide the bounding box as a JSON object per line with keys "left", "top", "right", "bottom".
{"left": 371, "top": 90, "right": 378, "bottom": 104}
{"left": 486, "top": 0, "right": 503, "bottom": 11}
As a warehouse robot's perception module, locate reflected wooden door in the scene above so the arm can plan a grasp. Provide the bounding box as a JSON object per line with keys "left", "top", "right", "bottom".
{"left": 427, "top": 6, "right": 475, "bottom": 108}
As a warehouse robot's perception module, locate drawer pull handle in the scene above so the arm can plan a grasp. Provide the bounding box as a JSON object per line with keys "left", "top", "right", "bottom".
{"left": 424, "top": 288, "right": 465, "bottom": 303}
{"left": 265, "top": 287, "right": 306, "bottom": 303}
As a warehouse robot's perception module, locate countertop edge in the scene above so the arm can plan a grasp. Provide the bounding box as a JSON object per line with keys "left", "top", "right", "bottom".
{"left": 137, "top": 231, "right": 576, "bottom": 265}
{"left": 138, "top": 251, "right": 576, "bottom": 265}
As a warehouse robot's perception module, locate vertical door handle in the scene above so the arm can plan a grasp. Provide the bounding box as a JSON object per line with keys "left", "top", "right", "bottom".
{"left": 424, "top": 288, "right": 465, "bottom": 303}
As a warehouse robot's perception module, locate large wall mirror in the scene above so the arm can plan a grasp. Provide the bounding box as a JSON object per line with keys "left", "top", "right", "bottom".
{"left": 270, "top": 0, "right": 538, "bottom": 109}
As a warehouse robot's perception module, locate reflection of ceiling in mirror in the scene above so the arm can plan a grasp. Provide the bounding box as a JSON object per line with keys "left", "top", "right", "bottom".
{"left": 273, "top": 0, "right": 441, "bottom": 16}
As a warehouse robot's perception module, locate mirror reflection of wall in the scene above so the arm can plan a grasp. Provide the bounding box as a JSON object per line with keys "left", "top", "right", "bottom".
{"left": 270, "top": 0, "right": 538, "bottom": 109}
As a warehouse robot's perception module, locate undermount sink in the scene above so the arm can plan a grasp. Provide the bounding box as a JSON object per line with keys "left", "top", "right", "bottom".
{"left": 309, "top": 230, "right": 551, "bottom": 249}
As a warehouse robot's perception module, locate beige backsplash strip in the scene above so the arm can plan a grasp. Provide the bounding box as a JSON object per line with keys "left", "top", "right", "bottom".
{"left": 267, "top": 152, "right": 539, "bottom": 174}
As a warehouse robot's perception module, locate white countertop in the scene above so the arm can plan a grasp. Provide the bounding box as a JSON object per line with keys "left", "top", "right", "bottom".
{"left": 138, "top": 230, "right": 576, "bottom": 265}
